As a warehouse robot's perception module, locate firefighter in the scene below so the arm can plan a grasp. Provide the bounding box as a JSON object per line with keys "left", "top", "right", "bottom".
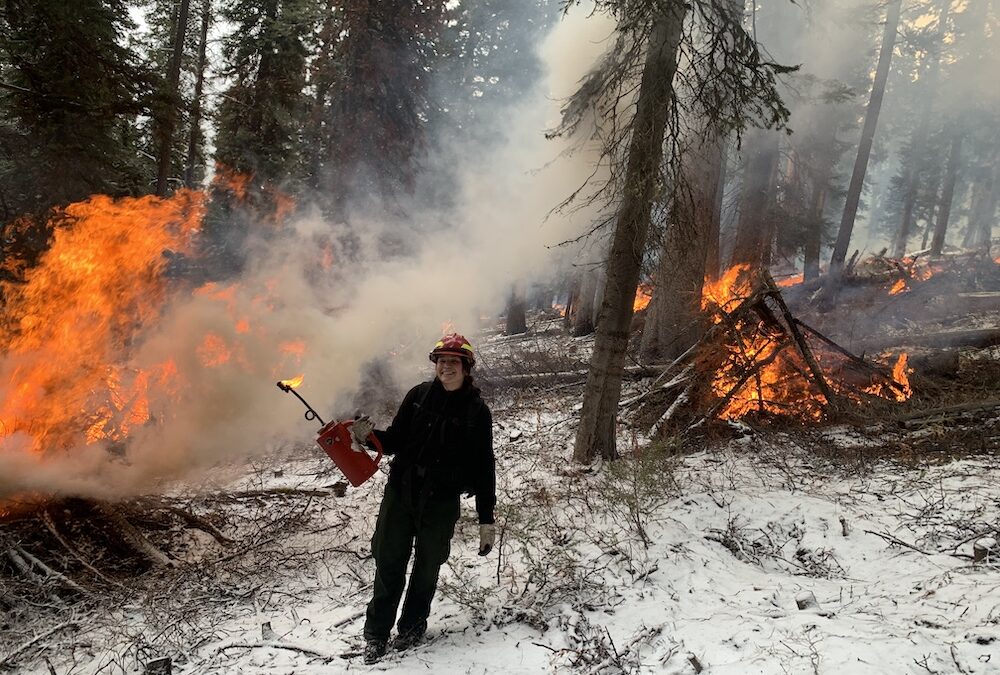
{"left": 352, "top": 333, "right": 496, "bottom": 664}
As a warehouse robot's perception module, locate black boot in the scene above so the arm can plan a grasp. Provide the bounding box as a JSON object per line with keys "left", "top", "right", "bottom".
{"left": 364, "top": 639, "right": 387, "bottom": 664}
{"left": 391, "top": 624, "right": 426, "bottom": 652}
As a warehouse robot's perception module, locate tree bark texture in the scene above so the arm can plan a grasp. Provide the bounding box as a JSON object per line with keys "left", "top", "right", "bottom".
{"left": 573, "top": 6, "right": 686, "bottom": 463}
{"left": 156, "top": 0, "right": 192, "bottom": 196}
{"left": 828, "top": 0, "right": 902, "bottom": 278}
{"left": 640, "top": 133, "right": 725, "bottom": 362}
{"left": 929, "top": 133, "right": 963, "bottom": 255}
{"left": 730, "top": 130, "right": 779, "bottom": 269}
{"left": 185, "top": 0, "right": 211, "bottom": 188}
{"left": 964, "top": 150, "right": 998, "bottom": 251}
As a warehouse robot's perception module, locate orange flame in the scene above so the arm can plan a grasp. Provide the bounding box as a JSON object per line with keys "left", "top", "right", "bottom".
{"left": 633, "top": 283, "right": 653, "bottom": 312}
{"left": 702, "top": 264, "right": 913, "bottom": 421}
{"left": 1, "top": 176, "right": 307, "bottom": 463}
{"left": 888, "top": 279, "right": 908, "bottom": 295}
{"left": 279, "top": 374, "right": 304, "bottom": 389}
{"left": 702, "top": 264, "right": 754, "bottom": 315}
{"left": 0, "top": 191, "right": 203, "bottom": 453}
{"left": 211, "top": 163, "right": 296, "bottom": 225}
{"left": 552, "top": 303, "right": 567, "bottom": 317}
{"left": 863, "top": 353, "right": 912, "bottom": 401}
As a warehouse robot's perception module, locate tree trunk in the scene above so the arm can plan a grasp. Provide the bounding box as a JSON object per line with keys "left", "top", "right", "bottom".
{"left": 930, "top": 133, "right": 963, "bottom": 255}
{"left": 156, "top": 0, "right": 192, "bottom": 196}
{"left": 705, "top": 143, "right": 727, "bottom": 282}
{"left": 505, "top": 286, "right": 527, "bottom": 335}
{"left": 828, "top": 0, "right": 902, "bottom": 279}
{"left": 184, "top": 0, "right": 211, "bottom": 188}
{"left": 730, "top": 130, "right": 779, "bottom": 269}
{"left": 803, "top": 183, "right": 827, "bottom": 281}
{"left": 571, "top": 267, "right": 599, "bottom": 337}
{"left": 966, "top": 151, "right": 999, "bottom": 251}
{"left": 640, "top": 132, "right": 725, "bottom": 362}
{"left": 573, "top": 7, "right": 686, "bottom": 463}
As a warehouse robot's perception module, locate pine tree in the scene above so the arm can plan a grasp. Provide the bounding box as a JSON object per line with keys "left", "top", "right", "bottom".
{"left": 306, "top": 0, "right": 448, "bottom": 215}
{"left": 0, "top": 0, "right": 153, "bottom": 216}
{"left": 214, "top": 0, "right": 311, "bottom": 184}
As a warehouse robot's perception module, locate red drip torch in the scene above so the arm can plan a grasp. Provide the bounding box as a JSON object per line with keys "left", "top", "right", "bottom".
{"left": 277, "top": 378, "right": 383, "bottom": 487}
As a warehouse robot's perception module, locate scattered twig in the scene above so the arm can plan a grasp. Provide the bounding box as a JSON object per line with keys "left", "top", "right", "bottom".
{"left": 0, "top": 621, "right": 78, "bottom": 669}
{"left": 863, "top": 529, "right": 931, "bottom": 556}
{"left": 212, "top": 639, "right": 332, "bottom": 659}
{"left": 39, "top": 510, "right": 124, "bottom": 588}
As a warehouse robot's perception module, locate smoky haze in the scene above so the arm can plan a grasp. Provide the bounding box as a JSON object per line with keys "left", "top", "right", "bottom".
{"left": 0, "top": 6, "right": 615, "bottom": 500}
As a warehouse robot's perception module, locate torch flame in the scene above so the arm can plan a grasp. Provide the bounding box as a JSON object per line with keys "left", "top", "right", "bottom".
{"left": 279, "top": 374, "right": 304, "bottom": 389}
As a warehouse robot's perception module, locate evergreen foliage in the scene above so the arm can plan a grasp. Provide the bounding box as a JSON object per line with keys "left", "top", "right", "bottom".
{"left": 0, "top": 0, "right": 153, "bottom": 217}
{"left": 214, "top": 0, "right": 311, "bottom": 185}
{"left": 306, "top": 0, "right": 448, "bottom": 215}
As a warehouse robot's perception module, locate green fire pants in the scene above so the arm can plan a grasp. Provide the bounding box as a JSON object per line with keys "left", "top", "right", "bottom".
{"left": 363, "top": 483, "right": 460, "bottom": 641}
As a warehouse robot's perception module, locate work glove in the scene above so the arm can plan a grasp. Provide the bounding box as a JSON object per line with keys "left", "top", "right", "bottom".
{"left": 478, "top": 524, "right": 496, "bottom": 556}
{"left": 351, "top": 415, "right": 374, "bottom": 446}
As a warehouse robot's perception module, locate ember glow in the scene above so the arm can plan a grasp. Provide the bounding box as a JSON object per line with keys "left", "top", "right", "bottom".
{"left": 701, "top": 264, "right": 913, "bottom": 421}
{"left": 889, "top": 278, "right": 908, "bottom": 295}
{"left": 776, "top": 273, "right": 804, "bottom": 288}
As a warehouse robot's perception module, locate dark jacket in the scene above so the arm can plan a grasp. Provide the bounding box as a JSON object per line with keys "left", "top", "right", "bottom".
{"left": 371, "top": 377, "right": 495, "bottom": 524}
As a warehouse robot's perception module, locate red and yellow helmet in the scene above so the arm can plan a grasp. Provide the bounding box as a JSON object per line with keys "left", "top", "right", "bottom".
{"left": 429, "top": 333, "right": 475, "bottom": 367}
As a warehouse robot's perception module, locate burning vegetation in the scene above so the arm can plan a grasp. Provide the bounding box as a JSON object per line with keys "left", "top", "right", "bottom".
{"left": 699, "top": 264, "right": 912, "bottom": 422}
{"left": 624, "top": 263, "right": 920, "bottom": 435}
{"left": 0, "top": 192, "right": 204, "bottom": 455}
{"left": 0, "top": 178, "right": 308, "bottom": 504}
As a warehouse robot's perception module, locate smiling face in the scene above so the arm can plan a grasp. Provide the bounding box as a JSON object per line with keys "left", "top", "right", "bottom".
{"left": 435, "top": 355, "right": 466, "bottom": 391}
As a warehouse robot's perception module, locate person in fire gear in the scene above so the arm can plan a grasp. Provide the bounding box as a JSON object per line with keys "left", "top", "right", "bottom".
{"left": 351, "top": 333, "right": 496, "bottom": 664}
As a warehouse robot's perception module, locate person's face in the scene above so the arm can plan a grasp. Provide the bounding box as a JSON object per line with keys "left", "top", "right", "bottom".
{"left": 435, "top": 355, "right": 465, "bottom": 391}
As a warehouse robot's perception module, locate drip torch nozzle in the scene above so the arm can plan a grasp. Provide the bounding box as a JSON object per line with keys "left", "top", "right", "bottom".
{"left": 275, "top": 379, "right": 326, "bottom": 427}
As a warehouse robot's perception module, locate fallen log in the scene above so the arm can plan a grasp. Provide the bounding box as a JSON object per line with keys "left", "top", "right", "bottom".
{"left": 485, "top": 363, "right": 662, "bottom": 387}
{"left": 895, "top": 399, "right": 1000, "bottom": 424}
{"left": 94, "top": 502, "right": 176, "bottom": 568}
{"left": 851, "top": 328, "right": 1000, "bottom": 353}
{"left": 956, "top": 291, "right": 1000, "bottom": 313}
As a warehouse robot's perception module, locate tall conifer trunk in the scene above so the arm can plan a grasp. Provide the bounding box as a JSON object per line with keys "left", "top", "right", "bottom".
{"left": 730, "top": 130, "right": 779, "bottom": 268}
{"left": 893, "top": 0, "right": 949, "bottom": 258}
{"left": 930, "top": 133, "right": 963, "bottom": 255}
{"left": 184, "top": 0, "right": 211, "bottom": 188}
{"left": 828, "top": 0, "right": 902, "bottom": 281}
{"left": 640, "top": 133, "right": 725, "bottom": 363}
{"left": 574, "top": 5, "right": 686, "bottom": 462}
{"left": 156, "top": 0, "right": 192, "bottom": 195}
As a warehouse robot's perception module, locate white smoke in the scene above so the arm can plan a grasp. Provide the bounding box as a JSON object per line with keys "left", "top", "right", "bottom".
{"left": 0, "top": 5, "right": 616, "bottom": 499}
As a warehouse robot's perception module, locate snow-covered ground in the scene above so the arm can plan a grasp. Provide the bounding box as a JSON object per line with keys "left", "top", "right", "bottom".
{"left": 9, "top": 372, "right": 1000, "bottom": 674}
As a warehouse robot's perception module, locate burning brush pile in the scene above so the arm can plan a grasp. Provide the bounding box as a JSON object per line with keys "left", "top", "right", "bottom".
{"left": 630, "top": 265, "right": 914, "bottom": 434}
